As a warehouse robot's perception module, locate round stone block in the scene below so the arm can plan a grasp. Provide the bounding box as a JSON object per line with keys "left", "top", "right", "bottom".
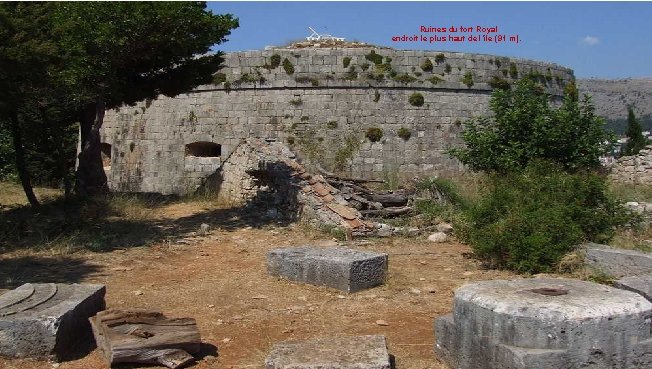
{"left": 435, "top": 278, "right": 652, "bottom": 369}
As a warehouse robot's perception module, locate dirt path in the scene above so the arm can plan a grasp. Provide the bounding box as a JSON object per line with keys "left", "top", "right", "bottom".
{"left": 0, "top": 203, "right": 517, "bottom": 369}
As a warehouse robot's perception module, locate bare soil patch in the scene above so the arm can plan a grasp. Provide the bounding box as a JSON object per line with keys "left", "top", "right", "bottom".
{"left": 0, "top": 200, "right": 517, "bottom": 369}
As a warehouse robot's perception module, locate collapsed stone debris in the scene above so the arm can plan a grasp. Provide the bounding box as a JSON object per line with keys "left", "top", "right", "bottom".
{"left": 204, "top": 138, "right": 407, "bottom": 236}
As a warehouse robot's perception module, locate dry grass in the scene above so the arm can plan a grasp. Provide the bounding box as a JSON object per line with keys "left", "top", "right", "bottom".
{"left": 608, "top": 181, "right": 652, "bottom": 203}
{"left": 0, "top": 181, "right": 63, "bottom": 208}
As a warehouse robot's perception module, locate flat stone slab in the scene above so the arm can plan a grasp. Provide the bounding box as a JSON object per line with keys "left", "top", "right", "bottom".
{"left": 435, "top": 278, "right": 652, "bottom": 369}
{"left": 265, "top": 335, "right": 390, "bottom": 369}
{"left": 0, "top": 283, "right": 106, "bottom": 360}
{"left": 614, "top": 274, "right": 652, "bottom": 302}
{"left": 267, "top": 246, "right": 387, "bottom": 292}
{"left": 584, "top": 243, "right": 652, "bottom": 277}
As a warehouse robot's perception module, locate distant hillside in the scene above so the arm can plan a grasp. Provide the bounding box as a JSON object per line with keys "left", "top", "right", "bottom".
{"left": 578, "top": 78, "right": 652, "bottom": 134}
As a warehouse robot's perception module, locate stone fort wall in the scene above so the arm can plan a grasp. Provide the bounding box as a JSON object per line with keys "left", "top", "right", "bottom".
{"left": 100, "top": 47, "right": 574, "bottom": 195}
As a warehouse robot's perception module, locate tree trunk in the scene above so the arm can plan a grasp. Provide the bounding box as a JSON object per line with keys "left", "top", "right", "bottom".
{"left": 75, "top": 97, "right": 108, "bottom": 196}
{"left": 9, "top": 110, "right": 40, "bottom": 208}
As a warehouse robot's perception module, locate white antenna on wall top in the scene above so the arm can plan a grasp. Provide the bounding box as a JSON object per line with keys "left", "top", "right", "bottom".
{"left": 306, "top": 27, "right": 345, "bottom": 42}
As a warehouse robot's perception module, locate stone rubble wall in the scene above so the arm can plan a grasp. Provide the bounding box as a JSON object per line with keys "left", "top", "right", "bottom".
{"left": 609, "top": 146, "right": 652, "bottom": 184}
{"left": 101, "top": 48, "right": 574, "bottom": 195}
{"left": 208, "top": 138, "right": 376, "bottom": 234}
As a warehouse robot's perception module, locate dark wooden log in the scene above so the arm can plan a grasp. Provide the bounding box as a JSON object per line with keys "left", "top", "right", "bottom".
{"left": 90, "top": 309, "right": 201, "bottom": 369}
{"left": 360, "top": 206, "right": 413, "bottom": 217}
{"left": 369, "top": 193, "right": 409, "bottom": 207}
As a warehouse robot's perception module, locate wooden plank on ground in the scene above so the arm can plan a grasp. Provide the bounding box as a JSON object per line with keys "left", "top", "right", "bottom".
{"left": 89, "top": 309, "right": 201, "bottom": 369}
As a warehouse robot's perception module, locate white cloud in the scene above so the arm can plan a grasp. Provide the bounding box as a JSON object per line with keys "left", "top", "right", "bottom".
{"left": 581, "top": 36, "right": 600, "bottom": 46}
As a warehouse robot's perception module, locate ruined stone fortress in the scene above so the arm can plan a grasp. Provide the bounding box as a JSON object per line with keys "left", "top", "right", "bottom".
{"left": 100, "top": 47, "right": 574, "bottom": 195}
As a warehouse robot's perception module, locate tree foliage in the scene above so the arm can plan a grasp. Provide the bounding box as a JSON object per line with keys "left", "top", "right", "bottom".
{"left": 621, "top": 106, "right": 649, "bottom": 156}
{"left": 450, "top": 79, "right": 612, "bottom": 173}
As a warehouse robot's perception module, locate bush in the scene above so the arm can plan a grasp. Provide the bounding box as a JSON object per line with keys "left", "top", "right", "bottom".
{"left": 488, "top": 75, "right": 511, "bottom": 90}
{"left": 408, "top": 93, "right": 424, "bottom": 107}
{"left": 365, "top": 127, "right": 383, "bottom": 142}
{"left": 427, "top": 75, "right": 443, "bottom": 84}
{"left": 343, "top": 56, "right": 351, "bottom": 68}
{"left": 265, "top": 54, "right": 281, "bottom": 70}
{"left": 360, "top": 62, "right": 370, "bottom": 71}
{"left": 365, "top": 50, "right": 383, "bottom": 65}
{"left": 450, "top": 78, "right": 612, "bottom": 173}
{"left": 621, "top": 106, "right": 649, "bottom": 156}
{"left": 392, "top": 73, "right": 417, "bottom": 84}
{"left": 421, "top": 58, "right": 433, "bottom": 72}
{"left": 435, "top": 53, "right": 446, "bottom": 64}
{"left": 460, "top": 161, "right": 632, "bottom": 273}
{"left": 397, "top": 127, "right": 411, "bottom": 140}
{"left": 509, "top": 62, "right": 518, "bottom": 79}
{"left": 461, "top": 71, "right": 474, "bottom": 88}
{"left": 212, "top": 73, "right": 226, "bottom": 85}
{"left": 282, "top": 58, "right": 294, "bottom": 75}
{"left": 444, "top": 63, "right": 452, "bottom": 74}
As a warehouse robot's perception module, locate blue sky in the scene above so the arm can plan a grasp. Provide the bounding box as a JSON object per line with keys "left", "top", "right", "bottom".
{"left": 208, "top": 1, "right": 652, "bottom": 79}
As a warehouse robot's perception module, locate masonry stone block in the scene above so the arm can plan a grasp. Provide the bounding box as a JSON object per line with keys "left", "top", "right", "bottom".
{"left": 267, "top": 246, "right": 388, "bottom": 292}
{"left": 0, "top": 283, "right": 106, "bottom": 361}
{"left": 584, "top": 243, "right": 652, "bottom": 277}
{"left": 265, "top": 335, "right": 391, "bottom": 369}
{"left": 435, "top": 278, "right": 652, "bottom": 369}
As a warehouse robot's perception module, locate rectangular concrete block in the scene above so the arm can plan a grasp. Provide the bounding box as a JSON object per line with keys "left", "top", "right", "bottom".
{"left": 584, "top": 243, "right": 652, "bottom": 277}
{"left": 267, "top": 246, "right": 387, "bottom": 292}
{"left": 0, "top": 283, "right": 106, "bottom": 360}
{"left": 265, "top": 335, "right": 390, "bottom": 369}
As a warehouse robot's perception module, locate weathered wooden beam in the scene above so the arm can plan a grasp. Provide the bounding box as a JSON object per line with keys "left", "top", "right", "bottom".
{"left": 360, "top": 206, "right": 413, "bottom": 217}
{"left": 90, "top": 309, "right": 201, "bottom": 369}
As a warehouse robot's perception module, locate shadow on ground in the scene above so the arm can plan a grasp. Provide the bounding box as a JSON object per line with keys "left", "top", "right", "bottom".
{"left": 0, "top": 188, "right": 295, "bottom": 255}
{"left": 0, "top": 255, "right": 103, "bottom": 290}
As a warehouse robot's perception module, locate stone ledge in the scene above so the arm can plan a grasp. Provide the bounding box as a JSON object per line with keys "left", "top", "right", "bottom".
{"left": 584, "top": 243, "right": 652, "bottom": 277}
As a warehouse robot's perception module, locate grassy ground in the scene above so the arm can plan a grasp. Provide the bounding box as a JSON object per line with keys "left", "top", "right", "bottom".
{"left": 0, "top": 181, "right": 244, "bottom": 255}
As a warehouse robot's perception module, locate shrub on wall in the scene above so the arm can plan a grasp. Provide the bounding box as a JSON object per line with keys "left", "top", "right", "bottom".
{"left": 282, "top": 58, "right": 294, "bottom": 75}
{"left": 212, "top": 73, "right": 226, "bottom": 85}
{"left": 420, "top": 58, "right": 433, "bottom": 72}
{"left": 435, "top": 53, "right": 446, "bottom": 64}
{"left": 488, "top": 75, "right": 511, "bottom": 90}
{"left": 264, "top": 54, "right": 281, "bottom": 70}
{"left": 462, "top": 71, "right": 474, "bottom": 88}
{"left": 364, "top": 50, "right": 383, "bottom": 65}
{"left": 427, "top": 75, "right": 443, "bottom": 85}
{"left": 343, "top": 56, "right": 352, "bottom": 68}
{"left": 444, "top": 63, "right": 452, "bottom": 74}
{"left": 365, "top": 127, "right": 384, "bottom": 142}
{"left": 408, "top": 92, "right": 424, "bottom": 107}
{"left": 397, "top": 127, "right": 411, "bottom": 140}
{"left": 509, "top": 62, "right": 518, "bottom": 79}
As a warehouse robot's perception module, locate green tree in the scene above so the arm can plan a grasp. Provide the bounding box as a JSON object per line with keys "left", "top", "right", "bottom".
{"left": 50, "top": 2, "right": 238, "bottom": 195}
{"left": 0, "top": 2, "right": 61, "bottom": 206}
{"left": 621, "top": 106, "right": 648, "bottom": 156}
{"left": 450, "top": 79, "right": 612, "bottom": 173}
